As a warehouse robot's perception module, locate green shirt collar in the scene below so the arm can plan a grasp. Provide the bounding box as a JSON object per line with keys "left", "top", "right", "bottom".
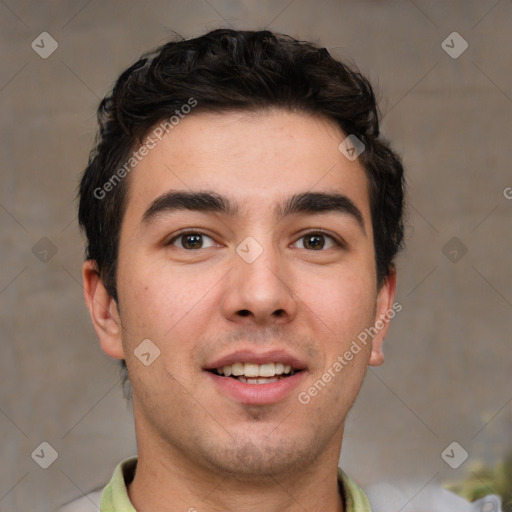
{"left": 100, "top": 457, "right": 372, "bottom": 512}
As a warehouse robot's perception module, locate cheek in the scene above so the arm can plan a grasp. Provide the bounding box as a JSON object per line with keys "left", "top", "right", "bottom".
{"left": 118, "top": 269, "right": 212, "bottom": 395}
{"left": 117, "top": 261, "right": 223, "bottom": 358}
{"left": 302, "top": 263, "right": 377, "bottom": 335}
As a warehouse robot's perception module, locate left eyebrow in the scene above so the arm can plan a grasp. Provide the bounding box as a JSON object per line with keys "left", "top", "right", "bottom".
{"left": 277, "top": 192, "right": 366, "bottom": 234}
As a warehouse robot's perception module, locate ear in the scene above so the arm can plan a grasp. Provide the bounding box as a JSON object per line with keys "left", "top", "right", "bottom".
{"left": 82, "top": 260, "right": 125, "bottom": 360}
{"left": 368, "top": 267, "right": 397, "bottom": 367}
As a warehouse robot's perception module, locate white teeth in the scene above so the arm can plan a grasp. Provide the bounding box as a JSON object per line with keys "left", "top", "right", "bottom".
{"left": 259, "top": 363, "right": 275, "bottom": 377}
{"left": 244, "top": 363, "right": 259, "bottom": 378}
{"left": 231, "top": 362, "right": 244, "bottom": 376}
{"left": 259, "top": 377, "right": 278, "bottom": 384}
{"left": 245, "top": 377, "right": 280, "bottom": 385}
{"left": 215, "top": 362, "right": 296, "bottom": 378}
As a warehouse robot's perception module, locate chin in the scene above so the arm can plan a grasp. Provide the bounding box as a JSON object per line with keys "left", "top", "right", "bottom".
{"left": 199, "top": 435, "right": 319, "bottom": 480}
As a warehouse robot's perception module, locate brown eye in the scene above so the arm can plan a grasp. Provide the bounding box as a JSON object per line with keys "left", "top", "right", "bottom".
{"left": 293, "top": 233, "right": 337, "bottom": 250}
{"left": 170, "top": 232, "right": 216, "bottom": 250}
{"left": 182, "top": 234, "right": 203, "bottom": 249}
{"left": 303, "top": 234, "right": 325, "bottom": 250}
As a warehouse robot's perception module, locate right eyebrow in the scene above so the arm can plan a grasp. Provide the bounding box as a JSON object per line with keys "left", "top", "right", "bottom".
{"left": 141, "top": 191, "right": 239, "bottom": 225}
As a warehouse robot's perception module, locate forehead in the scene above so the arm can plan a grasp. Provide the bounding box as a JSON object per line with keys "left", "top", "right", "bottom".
{"left": 123, "top": 109, "right": 371, "bottom": 222}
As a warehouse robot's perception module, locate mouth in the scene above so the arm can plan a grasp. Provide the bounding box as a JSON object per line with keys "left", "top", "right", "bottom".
{"left": 208, "top": 362, "right": 301, "bottom": 384}
{"left": 203, "top": 351, "right": 307, "bottom": 405}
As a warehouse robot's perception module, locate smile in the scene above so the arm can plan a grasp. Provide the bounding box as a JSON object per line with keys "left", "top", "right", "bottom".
{"left": 211, "top": 362, "right": 297, "bottom": 384}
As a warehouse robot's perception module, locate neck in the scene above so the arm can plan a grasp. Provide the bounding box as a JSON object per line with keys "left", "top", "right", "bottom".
{"left": 128, "top": 419, "right": 345, "bottom": 512}
{"left": 129, "top": 458, "right": 344, "bottom": 512}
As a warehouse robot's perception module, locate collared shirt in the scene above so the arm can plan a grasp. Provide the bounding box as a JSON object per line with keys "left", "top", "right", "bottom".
{"left": 98, "top": 457, "right": 372, "bottom": 511}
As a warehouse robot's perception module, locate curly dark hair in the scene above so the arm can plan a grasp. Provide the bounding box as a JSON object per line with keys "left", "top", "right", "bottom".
{"left": 78, "top": 28, "right": 405, "bottom": 303}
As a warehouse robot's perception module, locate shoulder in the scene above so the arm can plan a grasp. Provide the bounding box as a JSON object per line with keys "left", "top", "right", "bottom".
{"left": 337, "top": 468, "right": 373, "bottom": 511}
{"left": 365, "top": 481, "right": 503, "bottom": 512}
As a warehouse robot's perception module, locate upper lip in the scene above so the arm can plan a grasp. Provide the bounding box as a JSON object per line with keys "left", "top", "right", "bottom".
{"left": 204, "top": 349, "right": 308, "bottom": 371}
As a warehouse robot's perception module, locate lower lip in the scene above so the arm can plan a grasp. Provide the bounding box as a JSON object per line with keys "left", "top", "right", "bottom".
{"left": 205, "top": 371, "right": 306, "bottom": 405}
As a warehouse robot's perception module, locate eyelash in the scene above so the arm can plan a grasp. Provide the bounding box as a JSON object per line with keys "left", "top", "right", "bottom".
{"left": 167, "top": 230, "right": 344, "bottom": 250}
{"left": 166, "top": 230, "right": 218, "bottom": 250}
{"left": 293, "top": 230, "right": 344, "bottom": 250}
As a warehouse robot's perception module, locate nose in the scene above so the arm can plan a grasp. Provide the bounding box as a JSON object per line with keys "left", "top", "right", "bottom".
{"left": 221, "top": 241, "right": 298, "bottom": 326}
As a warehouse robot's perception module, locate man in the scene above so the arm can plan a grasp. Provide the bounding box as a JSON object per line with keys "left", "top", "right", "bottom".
{"left": 71, "top": 28, "right": 405, "bottom": 511}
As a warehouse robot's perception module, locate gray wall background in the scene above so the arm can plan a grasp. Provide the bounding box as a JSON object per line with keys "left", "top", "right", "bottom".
{"left": 0, "top": 1, "right": 511, "bottom": 511}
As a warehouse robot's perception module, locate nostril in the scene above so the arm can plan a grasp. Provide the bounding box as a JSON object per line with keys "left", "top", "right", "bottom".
{"left": 273, "top": 309, "right": 286, "bottom": 317}
{"left": 238, "top": 309, "right": 251, "bottom": 317}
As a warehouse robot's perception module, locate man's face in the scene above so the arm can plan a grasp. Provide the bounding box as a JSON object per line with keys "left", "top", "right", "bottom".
{"left": 96, "top": 110, "right": 394, "bottom": 477}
